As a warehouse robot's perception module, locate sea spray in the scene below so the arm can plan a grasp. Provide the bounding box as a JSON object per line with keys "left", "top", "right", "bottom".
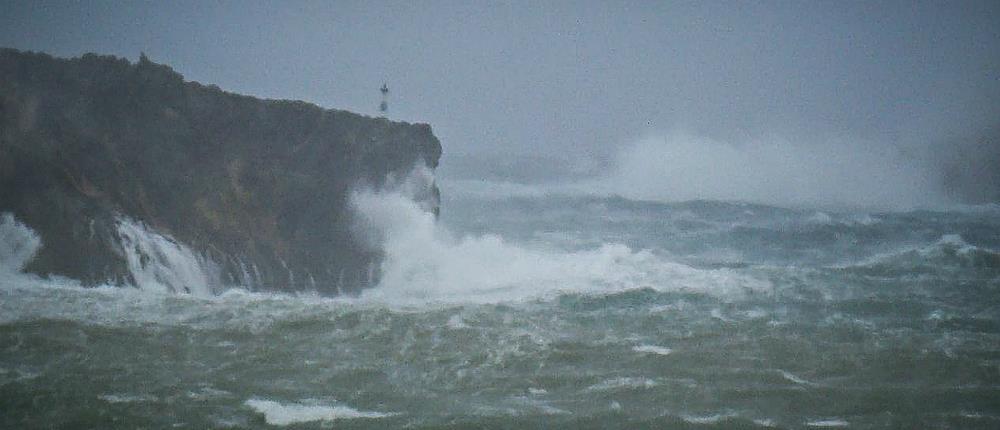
{"left": 598, "top": 132, "right": 947, "bottom": 209}
{"left": 115, "top": 216, "right": 220, "bottom": 295}
{"left": 349, "top": 169, "right": 770, "bottom": 305}
{"left": 0, "top": 212, "right": 41, "bottom": 274}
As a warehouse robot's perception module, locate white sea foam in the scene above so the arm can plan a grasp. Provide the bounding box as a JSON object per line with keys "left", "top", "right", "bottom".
{"left": 350, "top": 171, "right": 770, "bottom": 306}
{"left": 186, "top": 385, "right": 231, "bottom": 401}
{"left": 806, "top": 418, "right": 849, "bottom": 427}
{"left": 681, "top": 412, "right": 735, "bottom": 424}
{"left": 807, "top": 212, "right": 833, "bottom": 224}
{"left": 244, "top": 399, "right": 393, "bottom": 426}
{"left": 508, "top": 395, "right": 571, "bottom": 415}
{"left": 2, "top": 212, "right": 222, "bottom": 297}
{"left": 99, "top": 393, "right": 158, "bottom": 403}
{"left": 778, "top": 370, "right": 815, "bottom": 386}
{"left": 933, "top": 234, "right": 978, "bottom": 255}
{"left": 116, "top": 216, "right": 219, "bottom": 296}
{"left": 585, "top": 377, "right": 659, "bottom": 392}
{"left": 955, "top": 411, "right": 1000, "bottom": 420}
{"left": 0, "top": 213, "right": 41, "bottom": 274}
{"left": 633, "top": 345, "right": 673, "bottom": 355}
{"left": 446, "top": 314, "right": 469, "bottom": 329}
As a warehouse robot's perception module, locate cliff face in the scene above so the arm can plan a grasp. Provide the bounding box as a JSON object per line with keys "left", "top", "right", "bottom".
{"left": 0, "top": 49, "right": 441, "bottom": 295}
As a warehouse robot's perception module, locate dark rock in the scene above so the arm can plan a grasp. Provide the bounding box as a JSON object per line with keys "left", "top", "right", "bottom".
{"left": 0, "top": 48, "right": 441, "bottom": 295}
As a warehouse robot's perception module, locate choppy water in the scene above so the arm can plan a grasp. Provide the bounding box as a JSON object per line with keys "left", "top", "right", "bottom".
{"left": 2, "top": 187, "right": 1000, "bottom": 429}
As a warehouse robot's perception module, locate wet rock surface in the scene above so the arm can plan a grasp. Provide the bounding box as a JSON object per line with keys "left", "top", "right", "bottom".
{"left": 0, "top": 48, "right": 441, "bottom": 294}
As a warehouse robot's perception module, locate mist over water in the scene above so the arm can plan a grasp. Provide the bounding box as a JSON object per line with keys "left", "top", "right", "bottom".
{"left": 600, "top": 132, "right": 948, "bottom": 209}
{"left": 442, "top": 131, "right": 958, "bottom": 211}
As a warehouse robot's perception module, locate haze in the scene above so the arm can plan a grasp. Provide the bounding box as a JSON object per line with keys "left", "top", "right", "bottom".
{"left": 3, "top": 0, "right": 999, "bottom": 206}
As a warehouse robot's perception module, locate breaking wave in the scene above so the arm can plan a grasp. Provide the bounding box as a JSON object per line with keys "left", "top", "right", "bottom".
{"left": 349, "top": 175, "right": 770, "bottom": 306}
{"left": 116, "top": 216, "right": 221, "bottom": 296}
{"left": 843, "top": 234, "right": 1000, "bottom": 274}
{"left": 0, "top": 213, "right": 40, "bottom": 275}
{"left": 0, "top": 212, "right": 222, "bottom": 297}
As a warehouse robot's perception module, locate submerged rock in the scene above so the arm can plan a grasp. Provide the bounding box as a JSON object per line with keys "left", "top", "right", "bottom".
{"left": 0, "top": 48, "right": 441, "bottom": 295}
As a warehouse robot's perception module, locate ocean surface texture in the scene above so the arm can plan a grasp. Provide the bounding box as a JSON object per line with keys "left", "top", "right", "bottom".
{"left": 2, "top": 183, "right": 999, "bottom": 429}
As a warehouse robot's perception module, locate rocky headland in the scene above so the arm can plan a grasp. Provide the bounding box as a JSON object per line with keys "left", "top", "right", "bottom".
{"left": 0, "top": 48, "right": 441, "bottom": 295}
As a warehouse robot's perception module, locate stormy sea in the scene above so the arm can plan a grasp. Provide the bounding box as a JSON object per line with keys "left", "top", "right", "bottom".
{"left": 2, "top": 168, "right": 999, "bottom": 430}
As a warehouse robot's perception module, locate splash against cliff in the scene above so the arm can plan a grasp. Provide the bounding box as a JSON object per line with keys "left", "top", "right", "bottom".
{"left": 0, "top": 48, "right": 441, "bottom": 295}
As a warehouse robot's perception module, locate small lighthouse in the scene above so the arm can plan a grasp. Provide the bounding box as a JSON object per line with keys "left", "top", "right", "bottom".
{"left": 379, "top": 83, "right": 389, "bottom": 116}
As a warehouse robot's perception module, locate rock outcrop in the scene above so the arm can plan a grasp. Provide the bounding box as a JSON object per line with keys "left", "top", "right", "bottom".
{"left": 0, "top": 48, "right": 441, "bottom": 295}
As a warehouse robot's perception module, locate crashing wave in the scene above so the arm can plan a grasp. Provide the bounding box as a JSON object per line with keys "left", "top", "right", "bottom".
{"left": 842, "top": 234, "right": 1000, "bottom": 274}
{"left": 115, "top": 216, "right": 221, "bottom": 295}
{"left": 0, "top": 213, "right": 41, "bottom": 274}
{"left": 349, "top": 180, "right": 771, "bottom": 306}
{"left": 1, "top": 211, "right": 222, "bottom": 295}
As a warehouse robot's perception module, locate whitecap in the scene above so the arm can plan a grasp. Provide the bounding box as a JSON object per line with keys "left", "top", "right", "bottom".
{"left": 99, "top": 393, "right": 158, "bottom": 403}
{"left": 585, "top": 377, "right": 658, "bottom": 392}
{"left": 244, "top": 398, "right": 394, "bottom": 426}
{"left": 806, "top": 418, "right": 849, "bottom": 427}
{"left": 186, "top": 386, "right": 231, "bottom": 401}
{"left": 778, "top": 370, "right": 815, "bottom": 386}
{"left": 681, "top": 413, "right": 735, "bottom": 424}
{"left": 753, "top": 418, "right": 778, "bottom": 427}
{"left": 633, "top": 345, "right": 673, "bottom": 355}
{"left": 350, "top": 180, "right": 771, "bottom": 307}
{"left": 446, "top": 314, "right": 468, "bottom": 329}
{"left": 807, "top": 212, "right": 833, "bottom": 224}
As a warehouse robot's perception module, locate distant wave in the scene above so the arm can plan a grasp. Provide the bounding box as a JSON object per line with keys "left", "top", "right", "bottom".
{"left": 600, "top": 133, "right": 947, "bottom": 209}
{"left": 443, "top": 131, "right": 973, "bottom": 211}
{"left": 839, "top": 234, "right": 1000, "bottom": 273}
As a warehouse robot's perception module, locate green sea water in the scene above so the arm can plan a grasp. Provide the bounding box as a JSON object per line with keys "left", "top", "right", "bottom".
{"left": 2, "top": 193, "right": 999, "bottom": 429}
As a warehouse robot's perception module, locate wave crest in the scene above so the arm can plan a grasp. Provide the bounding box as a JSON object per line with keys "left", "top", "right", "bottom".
{"left": 349, "top": 176, "right": 769, "bottom": 305}
{"left": 845, "top": 234, "right": 1000, "bottom": 274}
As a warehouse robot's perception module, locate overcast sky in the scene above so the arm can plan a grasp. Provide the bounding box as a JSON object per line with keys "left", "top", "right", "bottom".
{"left": 2, "top": 0, "right": 999, "bottom": 162}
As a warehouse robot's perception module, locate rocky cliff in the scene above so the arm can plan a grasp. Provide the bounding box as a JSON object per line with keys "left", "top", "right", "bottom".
{"left": 0, "top": 48, "right": 441, "bottom": 295}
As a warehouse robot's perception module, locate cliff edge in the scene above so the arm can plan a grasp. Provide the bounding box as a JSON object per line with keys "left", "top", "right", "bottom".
{"left": 0, "top": 48, "right": 442, "bottom": 295}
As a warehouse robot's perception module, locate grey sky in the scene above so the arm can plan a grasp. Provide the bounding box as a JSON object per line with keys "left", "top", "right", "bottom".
{"left": 2, "top": 0, "right": 999, "bottom": 163}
